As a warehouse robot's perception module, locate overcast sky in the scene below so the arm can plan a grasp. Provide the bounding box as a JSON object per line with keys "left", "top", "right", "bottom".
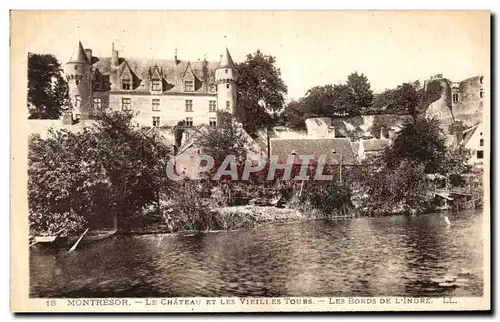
{"left": 18, "top": 11, "right": 489, "bottom": 100}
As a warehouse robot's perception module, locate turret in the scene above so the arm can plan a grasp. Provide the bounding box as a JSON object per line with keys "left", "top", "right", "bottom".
{"left": 65, "top": 41, "right": 92, "bottom": 121}
{"left": 215, "top": 48, "right": 238, "bottom": 115}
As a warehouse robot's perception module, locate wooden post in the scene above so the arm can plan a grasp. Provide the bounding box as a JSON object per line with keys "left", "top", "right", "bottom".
{"left": 112, "top": 213, "right": 118, "bottom": 230}
{"left": 339, "top": 153, "right": 343, "bottom": 185}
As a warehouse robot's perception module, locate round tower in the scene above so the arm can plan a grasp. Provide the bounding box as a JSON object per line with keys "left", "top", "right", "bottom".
{"left": 215, "top": 48, "right": 238, "bottom": 115}
{"left": 65, "top": 41, "right": 92, "bottom": 120}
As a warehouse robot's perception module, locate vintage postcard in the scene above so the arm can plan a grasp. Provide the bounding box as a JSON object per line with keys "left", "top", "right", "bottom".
{"left": 10, "top": 10, "right": 490, "bottom": 312}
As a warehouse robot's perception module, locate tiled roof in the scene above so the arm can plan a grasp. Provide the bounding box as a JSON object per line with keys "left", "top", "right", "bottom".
{"left": 361, "top": 138, "right": 391, "bottom": 152}
{"left": 270, "top": 138, "right": 357, "bottom": 165}
{"left": 92, "top": 57, "right": 219, "bottom": 93}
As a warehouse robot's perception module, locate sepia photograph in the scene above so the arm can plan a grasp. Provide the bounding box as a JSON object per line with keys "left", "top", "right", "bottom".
{"left": 10, "top": 10, "right": 490, "bottom": 312}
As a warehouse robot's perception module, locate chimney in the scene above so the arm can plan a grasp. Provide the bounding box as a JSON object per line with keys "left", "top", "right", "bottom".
{"left": 62, "top": 111, "right": 73, "bottom": 125}
{"left": 84, "top": 48, "right": 92, "bottom": 64}
{"left": 388, "top": 128, "right": 395, "bottom": 139}
{"left": 175, "top": 49, "right": 180, "bottom": 65}
{"left": 111, "top": 43, "right": 119, "bottom": 67}
{"left": 328, "top": 125, "right": 336, "bottom": 138}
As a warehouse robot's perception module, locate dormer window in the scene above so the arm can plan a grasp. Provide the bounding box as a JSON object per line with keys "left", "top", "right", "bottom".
{"left": 209, "top": 84, "right": 216, "bottom": 93}
{"left": 332, "top": 149, "right": 337, "bottom": 154}
{"left": 184, "top": 81, "right": 194, "bottom": 92}
{"left": 152, "top": 79, "right": 162, "bottom": 92}
{"left": 453, "top": 93, "right": 459, "bottom": 103}
{"left": 122, "top": 78, "right": 131, "bottom": 90}
{"left": 291, "top": 150, "right": 297, "bottom": 155}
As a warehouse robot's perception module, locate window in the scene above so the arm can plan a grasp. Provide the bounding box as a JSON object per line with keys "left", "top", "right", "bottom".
{"left": 185, "top": 117, "right": 193, "bottom": 127}
{"left": 75, "top": 80, "right": 80, "bottom": 86}
{"left": 226, "top": 84, "right": 230, "bottom": 89}
{"left": 185, "top": 100, "right": 193, "bottom": 112}
{"left": 452, "top": 93, "right": 459, "bottom": 103}
{"left": 93, "top": 81, "right": 100, "bottom": 90}
{"left": 75, "top": 114, "right": 81, "bottom": 121}
{"left": 152, "top": 79, "right": 161, "bottom": 91}
{"left": 480, "top": 90, "right": 484, "bottom": 98}
{"left": 152, "top": 116, "right": 160, "bottom": 127}
{"left": 225, "top": 69, "right": 228, "bottom": 74}
{"left": 480, "top": 76, "right": 484, "bottom": 84}
{"left": 226, "top": 101, "right": 230, "bottom": 110}
{"left": 75, "top": 95, "right": 81, "bottom": 108}
{"left": 152, "top": 99, "right": 160, "bottom": 111}
{"left": 184, "top": 81, "right": 194, "bottom": 92}
{"left": 209, "top": 117, "right": 217, "bottom": 128}
{"left": 92, "top": 97, "right": 102, "bottom": 110}
{"left": 122, "top": 98, "right": 131, "bottom": 111}
{"left": 480, "top": 139, "right": 484, "bottom": 147}
{"left": 122, "top": 79, "right": 131, "bottom": 90}
{"left": 209, "top": 84, "right": 216, "bottom": 93}
{"left": 209, "top": 100, "right": 217, "bottom": 112}
{"left": 477, "top": 150, "right": 484, "bottom": 159}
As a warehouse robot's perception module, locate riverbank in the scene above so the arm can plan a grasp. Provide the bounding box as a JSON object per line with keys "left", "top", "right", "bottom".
{"left": 120, "top": 204, "right": 353, "bottom": 235}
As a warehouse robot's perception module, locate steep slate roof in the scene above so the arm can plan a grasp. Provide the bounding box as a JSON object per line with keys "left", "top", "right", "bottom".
{"left": 361, "top": 138, "right": 391, "bottom": 152}
{"left": 92, "top": 57, "right": 219, "bottom": 93}
{"left": 460, "top": 124, "right": 480, "bottom": 147}
{"left": 68, "top": 41, "right": 89, "bottom": 64}
{"left": 219, "top": 48, "right": 235, "bottom": 68}
{"left": 270, "top": 138, "right": 357, "bottom": 165}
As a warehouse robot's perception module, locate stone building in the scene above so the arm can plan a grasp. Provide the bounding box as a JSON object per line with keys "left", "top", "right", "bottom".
{"left": 63, "top": 41, "right": 238, "bottom": 129}
{"left": 424, "top": 74, "right": 485, "bottom": 130}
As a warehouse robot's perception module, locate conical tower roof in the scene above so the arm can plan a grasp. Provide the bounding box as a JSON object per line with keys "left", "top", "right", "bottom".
{"left": 67, "top": 41, "right": 88, "bottom": 64}
{"left": 218, "top": 48, "right": 235, "bottom": 69}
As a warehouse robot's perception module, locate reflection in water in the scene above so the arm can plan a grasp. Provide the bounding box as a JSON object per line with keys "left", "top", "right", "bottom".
{"left": 30, "top": 209, "right": 484, "bottom": 298}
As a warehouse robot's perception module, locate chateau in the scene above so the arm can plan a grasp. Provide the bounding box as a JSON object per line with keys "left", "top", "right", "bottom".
{"left": 64, "top": 40, "right": 238, "bottom": 128}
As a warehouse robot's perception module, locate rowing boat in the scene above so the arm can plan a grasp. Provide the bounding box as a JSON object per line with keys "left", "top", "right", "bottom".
{"left": 31, "top": 228, "right": 117, "bottom": 249}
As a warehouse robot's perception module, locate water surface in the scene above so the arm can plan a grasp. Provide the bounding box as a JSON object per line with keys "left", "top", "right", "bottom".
{"left": 30, "top": 209, "right": 484, "bottom": 297}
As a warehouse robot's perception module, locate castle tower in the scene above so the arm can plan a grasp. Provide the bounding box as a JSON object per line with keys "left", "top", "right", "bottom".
{"left": 65, "top": 41, "right": 92, "bottom": 120}
{"left": 215, "top": 48, "right": 238, "bottom": 115}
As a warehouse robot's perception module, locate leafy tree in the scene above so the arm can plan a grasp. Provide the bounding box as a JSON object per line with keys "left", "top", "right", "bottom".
{"left": 28, "top": 112, "right": 171, "bottom": 235}
{"left": 383, "top": 117, "right": 447, "bottom": 174}
{"left": 300, "top": 85, "right": 335, "bottom": 117}
{"left": 196, "top": 112, "right": 250, "bottom": 184}
{"left": 27, "top": 53, "right": 69, "bottom": 119}
{"left": 390, "top": 83, "right": 421, "bottom": 120}
{"left": 347, "top": 72, "right": 373, "bottom": 113}
{"left": 280, "top": 100, "right": 306, "bottom": 130}
{"left": 235, "top": 50, "right": 288, "bottom": 135}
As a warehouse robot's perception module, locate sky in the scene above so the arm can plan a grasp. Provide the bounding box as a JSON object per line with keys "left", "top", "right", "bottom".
{"left": 14, "top": 10, "right": 490, "bottom": 100}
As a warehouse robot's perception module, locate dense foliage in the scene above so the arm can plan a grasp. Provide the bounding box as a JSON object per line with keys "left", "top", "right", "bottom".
{"left": 28, "top": 112, "right": 171, "bottom": 235}
{"left": 28, "top": 53, "right": 69, "bottom": 119}
{"left": 235, "top": 50, "right": 288, "bottom": 135}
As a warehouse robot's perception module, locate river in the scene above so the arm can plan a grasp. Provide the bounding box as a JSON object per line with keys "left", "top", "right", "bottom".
{"left": 30, "top": 209, "right": 484, "bottom": 298}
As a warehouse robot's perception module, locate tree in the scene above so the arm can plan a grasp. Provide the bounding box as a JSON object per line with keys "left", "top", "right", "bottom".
{"left": 300, "top": 85, "right": 335, "bottom": 118}
{"left": 235, "top": 50, "right": 288, "bottom": 135}
{"left": 28, "top": 53, "right": 69, "bottom": 119}
{"left": 330, "top": 84, "right": 359, "bottom": 117}
{"left": 383, "top": 117, "right": 447, "bottom": 174}
{"left": 280, "top": 100, "right": 306, "bottom": 130}
{"left": 28, "top": 112, "right": 172, "bottom": 235}
{"left": 389, "top": 83, "right": 421, "bottom": 120}
{"left": 347, "top": 72, "right": 373, "bottom": 113}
